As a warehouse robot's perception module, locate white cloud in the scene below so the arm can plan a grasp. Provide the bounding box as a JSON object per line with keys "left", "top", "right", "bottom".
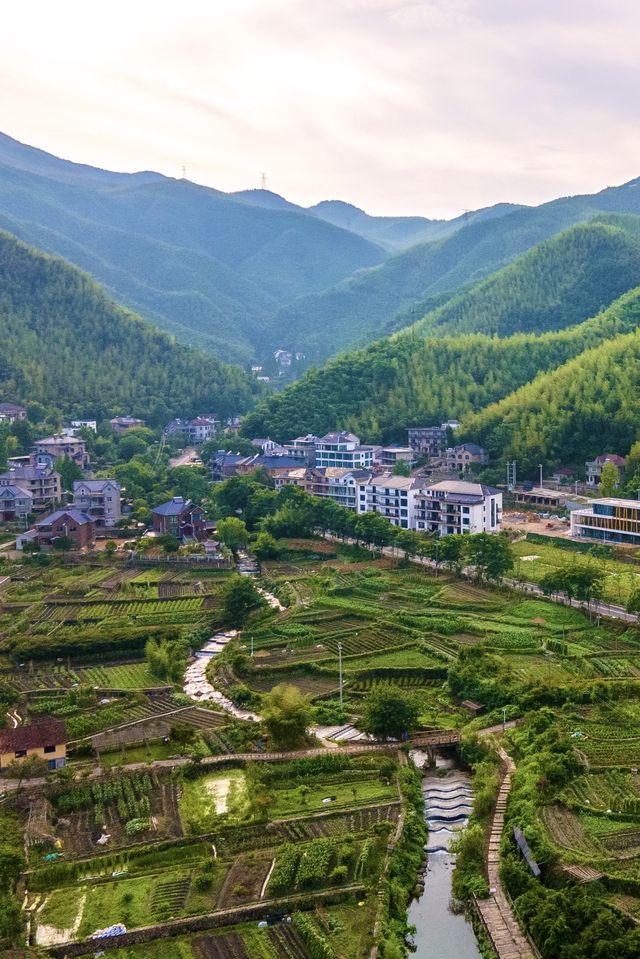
{"left": 0, "top": 0, "right": 639, "bottom": 216}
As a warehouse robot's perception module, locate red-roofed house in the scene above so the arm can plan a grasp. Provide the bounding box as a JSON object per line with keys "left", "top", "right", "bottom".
{"left": 0, "top": 718, "right": 67, "bottom": 771}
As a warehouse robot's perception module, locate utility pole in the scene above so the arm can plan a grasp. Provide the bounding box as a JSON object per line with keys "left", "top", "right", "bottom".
{"left": 502, "top": 706, "right": 507, "bottom": 733}
{"left": 338, "top": 641, "right": 343, "bottom": 705}
{"left": 539, "top": 464, "right": 543, "bottom": 488}
{"left": 250, "top": 635, "right": 254, "bottom": 657}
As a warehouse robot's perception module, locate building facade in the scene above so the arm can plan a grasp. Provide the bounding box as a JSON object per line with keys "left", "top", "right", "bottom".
{"left": 445, "top": 443, "right": 488, "bottom": 473}
{"left": 407, "top": 425, "right": 447, "bottom": 458}
{"left": 31, "top": 435, "right": 89, "bottom": 469}
{"left": 586, "top": 454, "right": 626, "bottom": 487}
{"left": 73, "top": 480, "right": 121, "bottom": 528}
{"left": 0, "top": 485, "right": 33, "bottom": 521}
{"left": 413, "top": 481, "right": 502, "bottom": 536}
{"left": 571, "top": 498, "right": 640, "bottom": 546}
{"left": 357, "top": 474, "right": 418, "bottom": 529}
{"left": 152, "top": 497, "right": 206, "bottom": 541}
{"left": 110, "top": 416, "right": 146, "bottom": 434}
{"left": 315, "top": 432, "right": 377, "bottom": 470}
{"left": 0, "top": 718, "right": 67, "bottom": 772}
{"left": 17, "top": 509, "right": 96, "bottom": 550}
{"left": 0, "top": 467, "right": 61, "bottom": 511}
{"left": 0, "top": 402, "right": 27, "bottom": 423}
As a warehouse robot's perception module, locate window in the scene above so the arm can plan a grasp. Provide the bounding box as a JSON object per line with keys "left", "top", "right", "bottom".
{"left": 14, "top": 750, "right": 26, "bottom": 758}
{"left": 44, "top": 744, "right": 56, "bottom": 754}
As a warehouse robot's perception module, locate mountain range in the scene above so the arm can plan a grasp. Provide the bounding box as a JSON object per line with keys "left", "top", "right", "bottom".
{"left": 0, "top": 230, "right": 256, "bottom": 424}
{"left": 2, "top": 130, "right": 640, "bottom": 474}
{"left": 242, "top": 217, "right": 640, "bottom": 472}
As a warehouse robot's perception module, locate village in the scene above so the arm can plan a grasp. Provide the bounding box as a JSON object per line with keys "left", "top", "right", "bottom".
{"left": 1, "top": 401, "right": 640, "bottom": 958}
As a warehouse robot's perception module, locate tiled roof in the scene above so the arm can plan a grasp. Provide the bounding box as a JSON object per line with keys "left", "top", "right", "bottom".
{"left": 35, "top": 509, "right": 94, "bottom": 527}
{"left": 0, "top": 484, "right": 31, "bottom": 499}
{"left": 152, "top": 497, "right": 194, "bottom": 516}
{"left": 73, "top": 480, "right": 120, "bottom": 492}
{"left": 0, "top": 718, "right": 67, "bottom": 752}
{"left": 0, "top": 467, "right": 56, "bottom": 480}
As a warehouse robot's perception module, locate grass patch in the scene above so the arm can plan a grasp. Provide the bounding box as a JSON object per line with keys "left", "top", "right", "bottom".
{"left": 179, "top": 769, "right": 248, "bottom": 834}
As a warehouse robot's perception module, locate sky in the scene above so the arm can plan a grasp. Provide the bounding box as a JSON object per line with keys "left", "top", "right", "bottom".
{"left": 2, "top": 0, "right": 640, "bottom": 218}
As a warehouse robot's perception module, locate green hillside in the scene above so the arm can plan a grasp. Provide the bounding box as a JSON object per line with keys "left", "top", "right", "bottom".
{"left": 461, "top": 297, "right": 640, "bottom": 471}
{"left": 415, "top": 218, "right": 640, "bottom": 338}
{"left": 241, "top": 288, "right": 640, "bottom": 444}
{"left": 0, "top": 133, "right": 386, "bottom": 364}
{"left": 0, "top": 231, "right": 257, "bottom": 424}
{"left": 263, "top": 179, "right": 640, "bottom": 365}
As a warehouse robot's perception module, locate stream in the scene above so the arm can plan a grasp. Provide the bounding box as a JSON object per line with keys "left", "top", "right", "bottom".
{"left": 408, "top": 751, "right": 481, "bottom": 959}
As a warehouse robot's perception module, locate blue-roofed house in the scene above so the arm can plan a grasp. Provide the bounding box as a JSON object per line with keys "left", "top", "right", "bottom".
{"left": 152, "top": 497, "right": 206, "bottom": 541}
{"left": 16, "top": 509, "right": 95, "bottom": 550}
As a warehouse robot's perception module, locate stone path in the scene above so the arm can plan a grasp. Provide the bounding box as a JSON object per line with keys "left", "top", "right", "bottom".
{"left": 474, "top": 747, "right": 535, "bottom": 959}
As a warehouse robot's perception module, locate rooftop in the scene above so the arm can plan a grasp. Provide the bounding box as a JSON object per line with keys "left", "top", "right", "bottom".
{"left": 0, "top": 484, "right": 31, "bottom": 498}
{"left": 318, "top": 431, "right": 360, "bottom": 445}
{"left": 0, "top": 718, "right": 67, "bottom": 753}
{"left": 367, "top": 474, "right": 418, "bottom": 490}
{"left": 34, "top": 434, "right": 83, "bottom": 446}
{"left": 35, "top": 509, "right": 94, "bottom": 527}
{"left": 152, "top": 496, "right": 196, "bottom": 516}
{"left": 579, "top": 497, "right": 640, "bottom": 509}
{"left": 0, "top": 466, "right": 57, "bottom": 480}
{"left": 422, "top": 480, "right": 501, "bottom": 496}
{"left": 73, "top": 480, "right": 120, "bottom": 492}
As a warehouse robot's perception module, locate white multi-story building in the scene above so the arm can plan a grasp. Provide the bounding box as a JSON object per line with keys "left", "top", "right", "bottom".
{"left": 413, "top": 481, "right": 502, "bottom": 536}
{"left": 357, "top": 474, "right": 418, "bottom": 529}
{"left": 315, "top": 432, "right": 378, "bottom": 470}
{"left": 73, "top": 480, "right": 121, "bottom": 529}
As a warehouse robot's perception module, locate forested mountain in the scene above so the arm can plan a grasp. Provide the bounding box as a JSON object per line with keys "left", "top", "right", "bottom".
{"left": 462, "top": 298, "right": 640, "bottom": 472}
{"left": 0, "top": 132, "right": 386, "bottom": 364}
{"left": 241, "top": 288, "right": 640, "bottom": 444}
{"left": 0, "top": 231, "right": 257, "bottom": 424}
{"left": 263, "top": 178, "right": 640, "bottom": 365}
{"left": 414, "top": 218, "right": 640, "bottom": 339}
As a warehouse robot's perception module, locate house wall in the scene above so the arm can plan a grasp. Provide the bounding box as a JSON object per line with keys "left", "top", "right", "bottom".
{"left": 0, "top": 743, "right": 66, "bottom": 771}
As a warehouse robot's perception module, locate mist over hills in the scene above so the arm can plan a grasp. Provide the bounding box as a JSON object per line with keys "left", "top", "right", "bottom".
{"left": 0, "top": 132, "right": 387, "bottom": 364}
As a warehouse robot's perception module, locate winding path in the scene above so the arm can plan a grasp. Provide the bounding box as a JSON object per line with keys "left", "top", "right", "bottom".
{"left": 474, "top": 746, "right": 535, "bottom": 959}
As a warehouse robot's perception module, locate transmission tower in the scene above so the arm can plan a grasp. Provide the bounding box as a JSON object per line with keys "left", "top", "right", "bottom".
{"left": 260, "top": 172, "right": 267, "bottom": 190}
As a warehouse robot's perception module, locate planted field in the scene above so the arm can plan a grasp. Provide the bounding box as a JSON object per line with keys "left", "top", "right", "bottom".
{"left": 563, "top": 770, "right": 640, "bottom": 811}
{"left": 267, "top": 775, "right": 397, "bottom": 819}
{"left": 216, "top": 853, "right": 274, "bottom": 908}
{"left": 193, "top": 934, "right": 251, "bottom": 959}
{"left": 540, "top": 805, "right": 604, "bottom": 858}
{"left": 512, "top": 539, "right": 640, "bottom": 605}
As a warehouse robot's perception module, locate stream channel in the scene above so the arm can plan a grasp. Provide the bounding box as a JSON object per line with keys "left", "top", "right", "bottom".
{"left": 407, "top": 751, "right": 481, "bottom": 959}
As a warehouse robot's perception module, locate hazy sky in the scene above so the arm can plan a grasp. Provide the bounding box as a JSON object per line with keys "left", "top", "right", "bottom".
{"left": 2, "top": 0, "right": 639, "bottom": 217}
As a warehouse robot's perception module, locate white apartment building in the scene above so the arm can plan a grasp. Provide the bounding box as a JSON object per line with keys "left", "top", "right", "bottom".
{"left": 357, "top": 474, "right": 418, "bottom": 529}
{"left": 315, "top": 432, "right": 378, "bottom": 470}
{"left": 413, "top": 481, "right": 502, "bottom": 536}
{"left": 73, "top": 479, "right": 121, "bottom": 529}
